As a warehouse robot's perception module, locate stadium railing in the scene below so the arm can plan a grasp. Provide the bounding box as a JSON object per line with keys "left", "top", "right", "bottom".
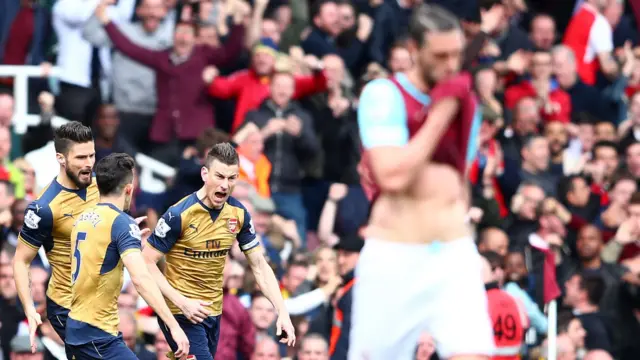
{"left": 0, "top": 65, "right": 176, "bottom": 194}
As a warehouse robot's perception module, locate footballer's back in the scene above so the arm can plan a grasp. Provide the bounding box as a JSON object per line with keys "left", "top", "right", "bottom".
{"left": 67, "top": 203, "right": 142, "bottom": 344}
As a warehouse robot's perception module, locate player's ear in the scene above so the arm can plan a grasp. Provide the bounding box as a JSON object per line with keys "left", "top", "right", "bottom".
{"left": 201, "top": 166, "right": 208, "bottom": 182}
{"left": 56, "top": 154, "right": 65, "bottom": 166}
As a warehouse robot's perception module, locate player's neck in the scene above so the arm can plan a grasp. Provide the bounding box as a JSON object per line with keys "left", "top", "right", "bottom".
{"left": 406, "top": 68, "right": 430, "bottom": 94}
{"left": 99, "top": 195, "right": 125, "bottom": 211}
{"left": 57, "top": 172, "right": 80, "bottom": 190}
{"left": 196, "top": 187, "right": 223, "bottom": 210}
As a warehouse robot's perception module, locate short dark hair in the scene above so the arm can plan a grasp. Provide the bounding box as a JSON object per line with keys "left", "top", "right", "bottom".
{"left": 408, "top": 4, "right": 461, "bottom": 46}
{"left": 95, "top": 153, "right": 136, "bottom": 196}
{"left": 480, "top": 251, "right": 503, "bottom": 270}
{"left": 204, "top": 142, "right": 239, "bottom": 168}
{"left": 310, "top": 0, "right": 337, "bottom": 20}
{"left": 557, "top": 310, "right": 578, "bottom": 334}
{"left": 592, "top": 140, "right": 618, "bottom": 157}
{"left": 54, "top": 122, "right": 93, "bottom": 155}
{"left": 578, "top": 272, "right": 606, "bottom": 306}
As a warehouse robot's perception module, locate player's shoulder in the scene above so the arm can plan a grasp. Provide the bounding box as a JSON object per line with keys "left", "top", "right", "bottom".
{"left": 226, "top": 196, "right": 248, "bottom": 212}
{"left": 166, "top": 193, "right": 199, "bottom": 218}
{"left": 33, "top": 180, "right": 64, "bottom": 207}
{"left": 360, "top": 77, "right": 402, "bottom": 101}
{"left": 111, "top": 212, "right": 142, "bottom": 240}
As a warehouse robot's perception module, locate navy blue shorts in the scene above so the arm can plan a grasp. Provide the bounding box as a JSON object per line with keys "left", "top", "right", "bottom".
{"left": 68, "top": 335, "right": 137, "bottom": 360}
{"left": 46, "top": 296, "right": 72, "bottom": 359}
{"left": 158, "top": 314, "right": 221, "bottom": 360}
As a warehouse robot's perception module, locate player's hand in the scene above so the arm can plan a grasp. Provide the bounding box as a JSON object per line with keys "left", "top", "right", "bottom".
{"left": 276, "top": 313, "right": 296, "bottom": 346}
{"left": 168, "top": 324, "right": 190, "bottom": 359}
{"left": 179, "top": 298, "right": 212, "bottom": 324}
{"left": 135, "top": 216, "right": 147, "bottom": 225}
{"left": 25, "top": 309, "right": 42, "bottom": 353}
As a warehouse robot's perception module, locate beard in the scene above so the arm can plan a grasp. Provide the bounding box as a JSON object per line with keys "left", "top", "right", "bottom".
{"left": 65, "top": 166, "right": 91, "bottom": 189}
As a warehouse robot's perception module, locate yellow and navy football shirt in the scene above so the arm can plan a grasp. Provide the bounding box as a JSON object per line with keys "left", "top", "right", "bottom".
{"left": 147, "top": 193, "right": 260, "bottom": 316}
{"left": 18, "top": 178, "right": 99, "bottom": 310}
{"left": 66, "top": 203, "right": 142, "bottom": 345}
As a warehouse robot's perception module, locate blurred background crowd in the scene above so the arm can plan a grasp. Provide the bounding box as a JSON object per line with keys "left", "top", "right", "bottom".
{"left": 1, "top": 0, "right": 640, "bottom": 359}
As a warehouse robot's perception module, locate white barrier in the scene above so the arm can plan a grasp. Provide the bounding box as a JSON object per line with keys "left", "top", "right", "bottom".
{"left": 0, "top": 65, "right": 176, "bottom": 193}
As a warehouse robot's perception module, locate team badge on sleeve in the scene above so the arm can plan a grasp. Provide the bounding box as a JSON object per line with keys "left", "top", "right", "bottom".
{"left": 24, "top": 210, "right": 41, "bottom": 229}
{"left": 155, "top": 218, "right": 171, "bottom": 238}
{"left": 129, "top": 224, "right": 142, "bottom": 240}
{"left": 249, "top": 219, "right": 255, "bottom": 234}
{"left": 227, "top": 218, "right": 238, "bottom": 233}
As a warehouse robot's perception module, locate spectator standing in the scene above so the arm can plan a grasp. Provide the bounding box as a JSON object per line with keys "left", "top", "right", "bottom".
{"left": 96, "top": 0, "right": 248, "bottom": 166}
{"left": 205, "top": 39, "right": 328, "bottom": 134}
{"left": 52, "top": 0, "right": 122, "bottom": 125}
{"left": 92, "top": 104, "right": 136, "bottom": 163}
{"left": 563, "top": 273, "right": 613, "bottom": 353}
{"left": 82, "top": 0, "right": 173, "bottom": 154}
{"left": 563, "top": 0, "right": 619, "bottom": 86}
{"left": 314, "top": 233, "right": 362, "bottom": 359}
{"left": 245, "top": 71, "right": 320, "bottom": 243}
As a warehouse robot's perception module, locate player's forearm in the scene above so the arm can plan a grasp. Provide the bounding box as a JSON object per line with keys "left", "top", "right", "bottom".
{"left": 380, "top": 98, "right": 459, "bottom": 191}
{"left": 145, "top": 260, "right": 188, "bottom": 308}
{"left": 131, "top": 271, "right": 181, "bottom": 329}
{"left": 13, "top": 259, "right": 36, "bottom": 313}
{"left": 252, "top": 258, "right": 288, "bottom": 315}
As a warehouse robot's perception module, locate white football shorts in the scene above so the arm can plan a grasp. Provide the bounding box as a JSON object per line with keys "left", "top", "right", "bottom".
{"left": 348, "top": 237, "right": 495, "bottom": 360}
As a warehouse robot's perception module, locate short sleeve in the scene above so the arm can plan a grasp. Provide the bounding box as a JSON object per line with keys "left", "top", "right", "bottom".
{"left": 147, "top": 209, "right": 182, "bottom": 253}
{"left": 589, "top": 16, "right": 614, "bottom": 54}
{"left": 429, "top": 73, "right": 472, "bottom": 102}
{"left": 357, "top": 79, "right": 409, "bottom": 149}
{"left": 18, "top": 201, "right": 53, "bottom": 250}
{"left": 111, "top": 213, "right": 142, "bottom": 258}
{"left": 238, "top": 207, "right": 259, "bottom": 253}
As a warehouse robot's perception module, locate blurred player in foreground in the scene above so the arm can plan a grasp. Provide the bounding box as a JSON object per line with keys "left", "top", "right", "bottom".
{"left": 352, "top": 4, "right": 493, "bottom": 360}
{"left": 12, "top": 122, "right": 99, "bottom": 355}
{"left": 67, "top": 153, "right": 189, "bottom": 359}
{"left": 143, "top": 143, "right": 295, "bottom": 360}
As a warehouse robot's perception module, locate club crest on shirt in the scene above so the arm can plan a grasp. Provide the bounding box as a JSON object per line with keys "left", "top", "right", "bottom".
{"left": 24, "top": 210, "right": 41, "bottom": 229}
{"left": 227, "top": 218, "right": 238, "bottom": 233}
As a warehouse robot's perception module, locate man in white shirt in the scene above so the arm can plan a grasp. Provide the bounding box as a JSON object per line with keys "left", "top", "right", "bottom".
{"left": 52, "top": 0, "right": 130, "bottom": 126}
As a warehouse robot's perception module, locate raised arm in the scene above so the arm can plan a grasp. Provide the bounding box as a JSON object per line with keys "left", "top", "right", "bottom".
{"left": 13, "top": 201, "right": 52, "bottom": 352}
{"left": 53, "top": 0, "right": 99, "bottom": 27}
{"left": 143, "top": 210, "right": 212, "bottom": 324}
{"left": 206, "top": 69, "right": 247, "bottom": 99}
{"left": 82, "top": 14, "right": 112, "bottom": 47}
{"left": 96, "top": 0, "right": 164, "bottom": 69}
{"left": 293, "top": 66, "right": 328, "bottom": 99}
{"left": 204, "top": 6, "right": 247, "bottom": 67}
{"left": 358, "top": 78, "right": 462, "bottom": 193}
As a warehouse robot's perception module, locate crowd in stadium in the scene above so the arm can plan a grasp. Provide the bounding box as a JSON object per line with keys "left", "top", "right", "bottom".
{"left": 1, "top": 0, "right": 640, "bottom": 359}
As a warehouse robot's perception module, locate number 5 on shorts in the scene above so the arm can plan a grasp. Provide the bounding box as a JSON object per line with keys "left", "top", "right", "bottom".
{"left": 72, "top": 232, "right": 87, "bottom": 284}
